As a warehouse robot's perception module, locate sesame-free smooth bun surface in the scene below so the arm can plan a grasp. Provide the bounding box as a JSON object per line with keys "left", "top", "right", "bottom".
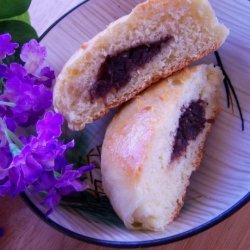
{"left": 53, "top": 0, "right": 229, "bottom": 131}
{"left": 101, "top": 64, "right": 224, "bottom": 231}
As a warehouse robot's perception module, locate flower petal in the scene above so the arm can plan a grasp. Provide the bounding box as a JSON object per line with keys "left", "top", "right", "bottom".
{"left": 0, "top": 33, "right": 18, "bottom": 60}
{"left": 36, "top": 111, "right": 64, "bottom": 141}
{"left": 37, "top": 66, "right": 55, "bottom": 88}
{"left": 20, "top": 39, "right": 46, "bottom": 74}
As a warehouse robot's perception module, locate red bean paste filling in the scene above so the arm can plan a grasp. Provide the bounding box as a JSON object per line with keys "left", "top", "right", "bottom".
{"left": 89, "top": 35, "right": 173, "bottom": 100}
{"left": 171, "top": 100, "right": 207, "bottom": 160}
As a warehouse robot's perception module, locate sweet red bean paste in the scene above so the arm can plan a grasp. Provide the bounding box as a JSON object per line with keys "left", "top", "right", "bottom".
{"left": 89, "top": 36, "right": 173, "bottom": 100}
{"left": 171, "top": 100, "right": 207, "bottom": 160}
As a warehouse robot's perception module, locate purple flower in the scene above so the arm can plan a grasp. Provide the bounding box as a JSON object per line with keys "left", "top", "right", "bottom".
{"left": 41, "top": 164, "right": 94, "bottom": 215}
{"left": 0, "top": 145, "right": 12, "bottom": 196}
{"left": 20, "top": 39, "right": 46, "bottom": 74}
{"left": 0, "top": 33, "right": 18, "bottom": 60}
{"left": 0, "top": 35, "right": 91, "bottom": 214}
{"left": 0, "top": 111, "right": 94, "bottom": 214}
{"left": 0, "top": 37, "right": 54, "bottom": 127}
{"left": 4, "top": 63, "right": 28, "bottom": 80}
{"left": 0, "top": 145, "right": 12, "bottom": 169}
{"left": 54, "top": 165, "right": 92, "bottom": 195}
{"left": 36, "top": 111, "right": 64, "bottom": 141}
{"left": 37, "top": 67, "right": 55, "bottom": 88}
{"left": 9, "top": 143, "right": 43, "bottom": 193}
{"left": 4, "top": 117, "right": 16, "bottom": 132}
{"left": 0, "top": 64, "right": 7, "bottom": 78}
{"left": 1, "top": 66, "right": 52, "bottom": 127}
{"left": 43, "top": 189, "right": 61, "bottom": 215}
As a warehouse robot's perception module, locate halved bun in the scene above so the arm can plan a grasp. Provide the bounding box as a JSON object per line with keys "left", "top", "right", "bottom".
{"left": 53, "top": 0, "right": 229, "bottom": 130}
{"left": 101, "top": 64, "right": 223, "bottom": 231}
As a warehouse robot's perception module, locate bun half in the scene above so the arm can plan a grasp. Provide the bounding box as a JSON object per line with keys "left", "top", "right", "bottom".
{"left": 101, "top": 64, "right": 223, "bottom": 231}
{"left": 53, "top": 0, "right": 228, "bottom": 130}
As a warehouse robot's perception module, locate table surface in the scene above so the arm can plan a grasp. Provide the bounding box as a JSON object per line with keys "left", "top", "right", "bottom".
{"left": 0, "top": 1, "right": 250, "bottom": 249}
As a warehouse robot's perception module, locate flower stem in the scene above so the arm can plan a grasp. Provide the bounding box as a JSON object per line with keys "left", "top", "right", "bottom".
{"left": 0, "top": 101, "right": 16, "bottom": 107}
{"left": 0, "top": 118, "right": 21, "bottom": 156}
{"left": 7, "top": 128, "right": 24, "bottom": 149}
{"left": 0, "top": 78, "right": 5, "bottom": 95}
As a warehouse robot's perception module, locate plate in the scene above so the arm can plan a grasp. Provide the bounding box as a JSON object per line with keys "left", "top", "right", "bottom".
{"left": 22, "top": 0, "right": 250, "bottom": 247}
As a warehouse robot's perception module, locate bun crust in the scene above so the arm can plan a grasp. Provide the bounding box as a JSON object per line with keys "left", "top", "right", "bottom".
{"left": 101, "top": 64, "right": 223, "bottom": 231}
{"left": 53, "top": 0, "right": 229, "bottom": 130}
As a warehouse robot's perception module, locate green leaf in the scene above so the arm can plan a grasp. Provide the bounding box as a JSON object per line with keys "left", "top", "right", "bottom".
{"left": 1, "top": 11, "right": 31, "bottom": 24}
{"left": 12, "top": 12, "right": 30, "bottom": 24}
{"left": 0, "top": 0, "right": 31, "bottom": 19}
{"left": 0, "top": 20, "right": 37, "bottom": 46}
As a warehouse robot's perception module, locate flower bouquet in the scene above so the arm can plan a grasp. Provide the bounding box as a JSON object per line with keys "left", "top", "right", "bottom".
{"left": 0, "top": 34, "right": 94, "bottom": 218}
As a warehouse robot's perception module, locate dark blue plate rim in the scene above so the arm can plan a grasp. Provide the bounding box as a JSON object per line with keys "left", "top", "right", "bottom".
{"left": 22, "top": 0, "right": 250, "bottom": 248}
{"left": 21, "top": 192, "right": 250, "bottom": 248}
